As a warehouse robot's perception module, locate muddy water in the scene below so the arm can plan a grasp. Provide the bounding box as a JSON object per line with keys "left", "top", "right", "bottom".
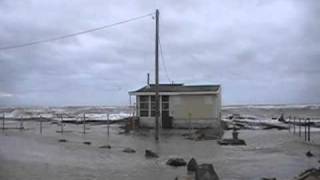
{"left": 0, "top": 121, "right": 319, "bottom": 180}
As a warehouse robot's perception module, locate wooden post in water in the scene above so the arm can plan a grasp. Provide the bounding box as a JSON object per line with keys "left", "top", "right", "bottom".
{"left": 60, "top": 114, "right": 64, "bottom": 135}
{"left": 299, "top": 118, "right": 301, "bottom": 137}
{"left": 304, "top": 118, "right": 307, "bottom": 141}
{"left": 107, "top": 113, "right": 110, "bottom": 137}
{"left": 188, "top": 112, "right": 193, "bottom": 138}
{"left": 2, "top": 113, "right": 4, "bottom": 131}
{"left": 40, "top": 115, "right": 43, "bottom": 135}
{"left": 20, "top": 116, "right": 24, "bottom": 131}
{"left": 288, "top": 116, "right": 291, "bottom": 133}
{"left": 307, "top": 118, "right": 311, "bottom": 142}
{"left": 293, "top": 117, "right": 296, "bottom": 134}
{"left": 83, "top": 113, "right": 86, "bottom": 135}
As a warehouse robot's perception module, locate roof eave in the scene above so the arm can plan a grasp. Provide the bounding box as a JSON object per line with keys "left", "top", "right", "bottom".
{"left": 130, "top": 91, "right": 220, "bottom": 96}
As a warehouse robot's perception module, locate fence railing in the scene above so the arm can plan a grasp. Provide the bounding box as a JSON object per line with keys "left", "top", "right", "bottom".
{"left": 287, "top": 116, "right": 318, "bottom": 142}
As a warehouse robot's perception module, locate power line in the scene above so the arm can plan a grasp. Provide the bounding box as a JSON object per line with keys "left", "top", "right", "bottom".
{"left": 0, "top": 12, "right": 154, "bottom": 51}
{"left": 159, "top": 37, "right": 172, "bottom": 83}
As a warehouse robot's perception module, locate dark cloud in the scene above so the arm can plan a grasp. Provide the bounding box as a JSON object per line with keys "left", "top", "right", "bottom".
{"left": 0, "top": 0, "right": 320, "bottom": 106}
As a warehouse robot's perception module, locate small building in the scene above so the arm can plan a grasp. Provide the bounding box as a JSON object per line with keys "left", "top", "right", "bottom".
{"left": 129, "top": 83, "right": 221, "bottom": 129}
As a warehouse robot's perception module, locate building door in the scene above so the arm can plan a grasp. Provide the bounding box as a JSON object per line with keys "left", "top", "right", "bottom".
{"left": 161, "top": 96, "right": 172, "bottom": 129}
{"left": 162, "top": 111, "right": 171, "bottom": 128}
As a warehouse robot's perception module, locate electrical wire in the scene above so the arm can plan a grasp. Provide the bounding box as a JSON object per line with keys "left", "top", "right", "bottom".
{"left": 159, "top": 37, "right": 172, "bottom": 83}
{"left": 0, "top": 12, "right": 154, "bottom": 51}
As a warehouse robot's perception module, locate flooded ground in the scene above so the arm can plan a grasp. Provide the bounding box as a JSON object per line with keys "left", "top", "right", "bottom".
{"left": 0, "top": 121, "right": 319, "bottom": 180}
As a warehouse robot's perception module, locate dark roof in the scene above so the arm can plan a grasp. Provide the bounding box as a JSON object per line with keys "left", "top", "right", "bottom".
{"left": 130, "top": 84, "right": 220, "bottom": 93}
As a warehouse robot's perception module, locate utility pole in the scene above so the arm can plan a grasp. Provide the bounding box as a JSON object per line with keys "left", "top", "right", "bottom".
{"left": 155, "top": 9, "right": 160, "bottom": 141}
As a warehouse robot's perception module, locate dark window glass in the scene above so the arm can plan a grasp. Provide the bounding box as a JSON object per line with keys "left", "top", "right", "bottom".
{"left": 140, "top": 103, "right": 149, "bottom": 109}
{"left": 140, "top": 96, "right": 149, "bottom": 102}
{"left": 140, "top": 111, "right": 149, "bottom": 117}
{"left": 139, "top": 96, "right": 149, "bottom": 117}
{"left": 151, "top": 103, "right": 156, "bottom": 110}
{"left": 162, "top": 103, "right": 169, "bottom": 110}
{"left": 162, "top": 96, "right": 169, "bottom": 102}
{"left": 151, "top": 111, "right": 156, "bottom": 117}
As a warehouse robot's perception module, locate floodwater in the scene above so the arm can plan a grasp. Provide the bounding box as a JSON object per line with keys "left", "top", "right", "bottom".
{"left": 0, "top": 121, "right": 319, "bottom": 180}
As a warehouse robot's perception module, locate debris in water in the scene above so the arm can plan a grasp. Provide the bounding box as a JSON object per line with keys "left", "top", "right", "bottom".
{"left": 306, "top": 151, "right": 314, "bottom": 158}
{"left": 295, "top": 168, "right": 320, "bottom": 180}
{"left": 58, "top": 139, "right": 67, "bottom": 143}
{"left": 83, "top": 141, "right": 91, "bottom": 145}
{"left": 145, "top": 149, "right": 159, "bottom": 158}
{"left": 187, "top": 158, "right": 198, "bottom": 172}
{"left": 218, "top": 129, "right": 246, "bottom": 146}
{"left": 99, "top": 145, "right": 111, "bottom": 149}
{"left": 217, "top": 138, "right": 246, "bottom": 146}
{"left": 261, "top": 177, "right": 276, "bottom": 180}
{"left": 122, "top": 147, "right": 136, "bottom": 153}
{"left": 195, "top": 163, "right": 219, "bottom": 180}
{"left": 166, "top": 158, "right": 187, "bottom": 167}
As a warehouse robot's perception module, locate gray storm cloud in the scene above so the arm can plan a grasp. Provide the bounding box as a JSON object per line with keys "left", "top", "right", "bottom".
{"left": 0, "top": 0, "right": 319, "bottom": 106}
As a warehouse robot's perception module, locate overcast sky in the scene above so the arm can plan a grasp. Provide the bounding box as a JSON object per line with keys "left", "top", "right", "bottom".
{"left": 0, "top": 0, "right": 319, "bottom": 106}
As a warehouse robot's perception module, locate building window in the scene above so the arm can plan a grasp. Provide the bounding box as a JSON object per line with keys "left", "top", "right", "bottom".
{"left": 139, "top": 95, "right": 149, "bottom": 117}
{"left": 140, "top": 111, "right": 149, "bottom": 117}
{"left": 151, "top": 96, "right": 156, "bottom": 117}
{"left": 162, "top": 96, "right": 169, "bottom": 111}
{"left": 149, "top": 95, "right": 169, "bottom": 117}
{"left": 162, "top": 96, "right": 169, "bottom": 102}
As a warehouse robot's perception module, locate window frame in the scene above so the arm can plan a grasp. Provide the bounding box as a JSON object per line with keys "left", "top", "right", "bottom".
{"left": 139, "top": 95, "right": 149, "bottom": 117}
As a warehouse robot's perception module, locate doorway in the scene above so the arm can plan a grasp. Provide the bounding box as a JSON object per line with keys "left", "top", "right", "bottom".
{"left": 161, "top": 96, "right": 172, "bottom": 129}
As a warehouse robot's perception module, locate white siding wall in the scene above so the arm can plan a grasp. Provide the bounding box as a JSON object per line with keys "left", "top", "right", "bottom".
{"left": 169, "top": 94, "right": 221, "bottom": 128}
{"left": 137, "top": 92, "right": 221, "bottom": 128}
{"left": 169, "top": 94, "right": 219, "bottom": 119}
